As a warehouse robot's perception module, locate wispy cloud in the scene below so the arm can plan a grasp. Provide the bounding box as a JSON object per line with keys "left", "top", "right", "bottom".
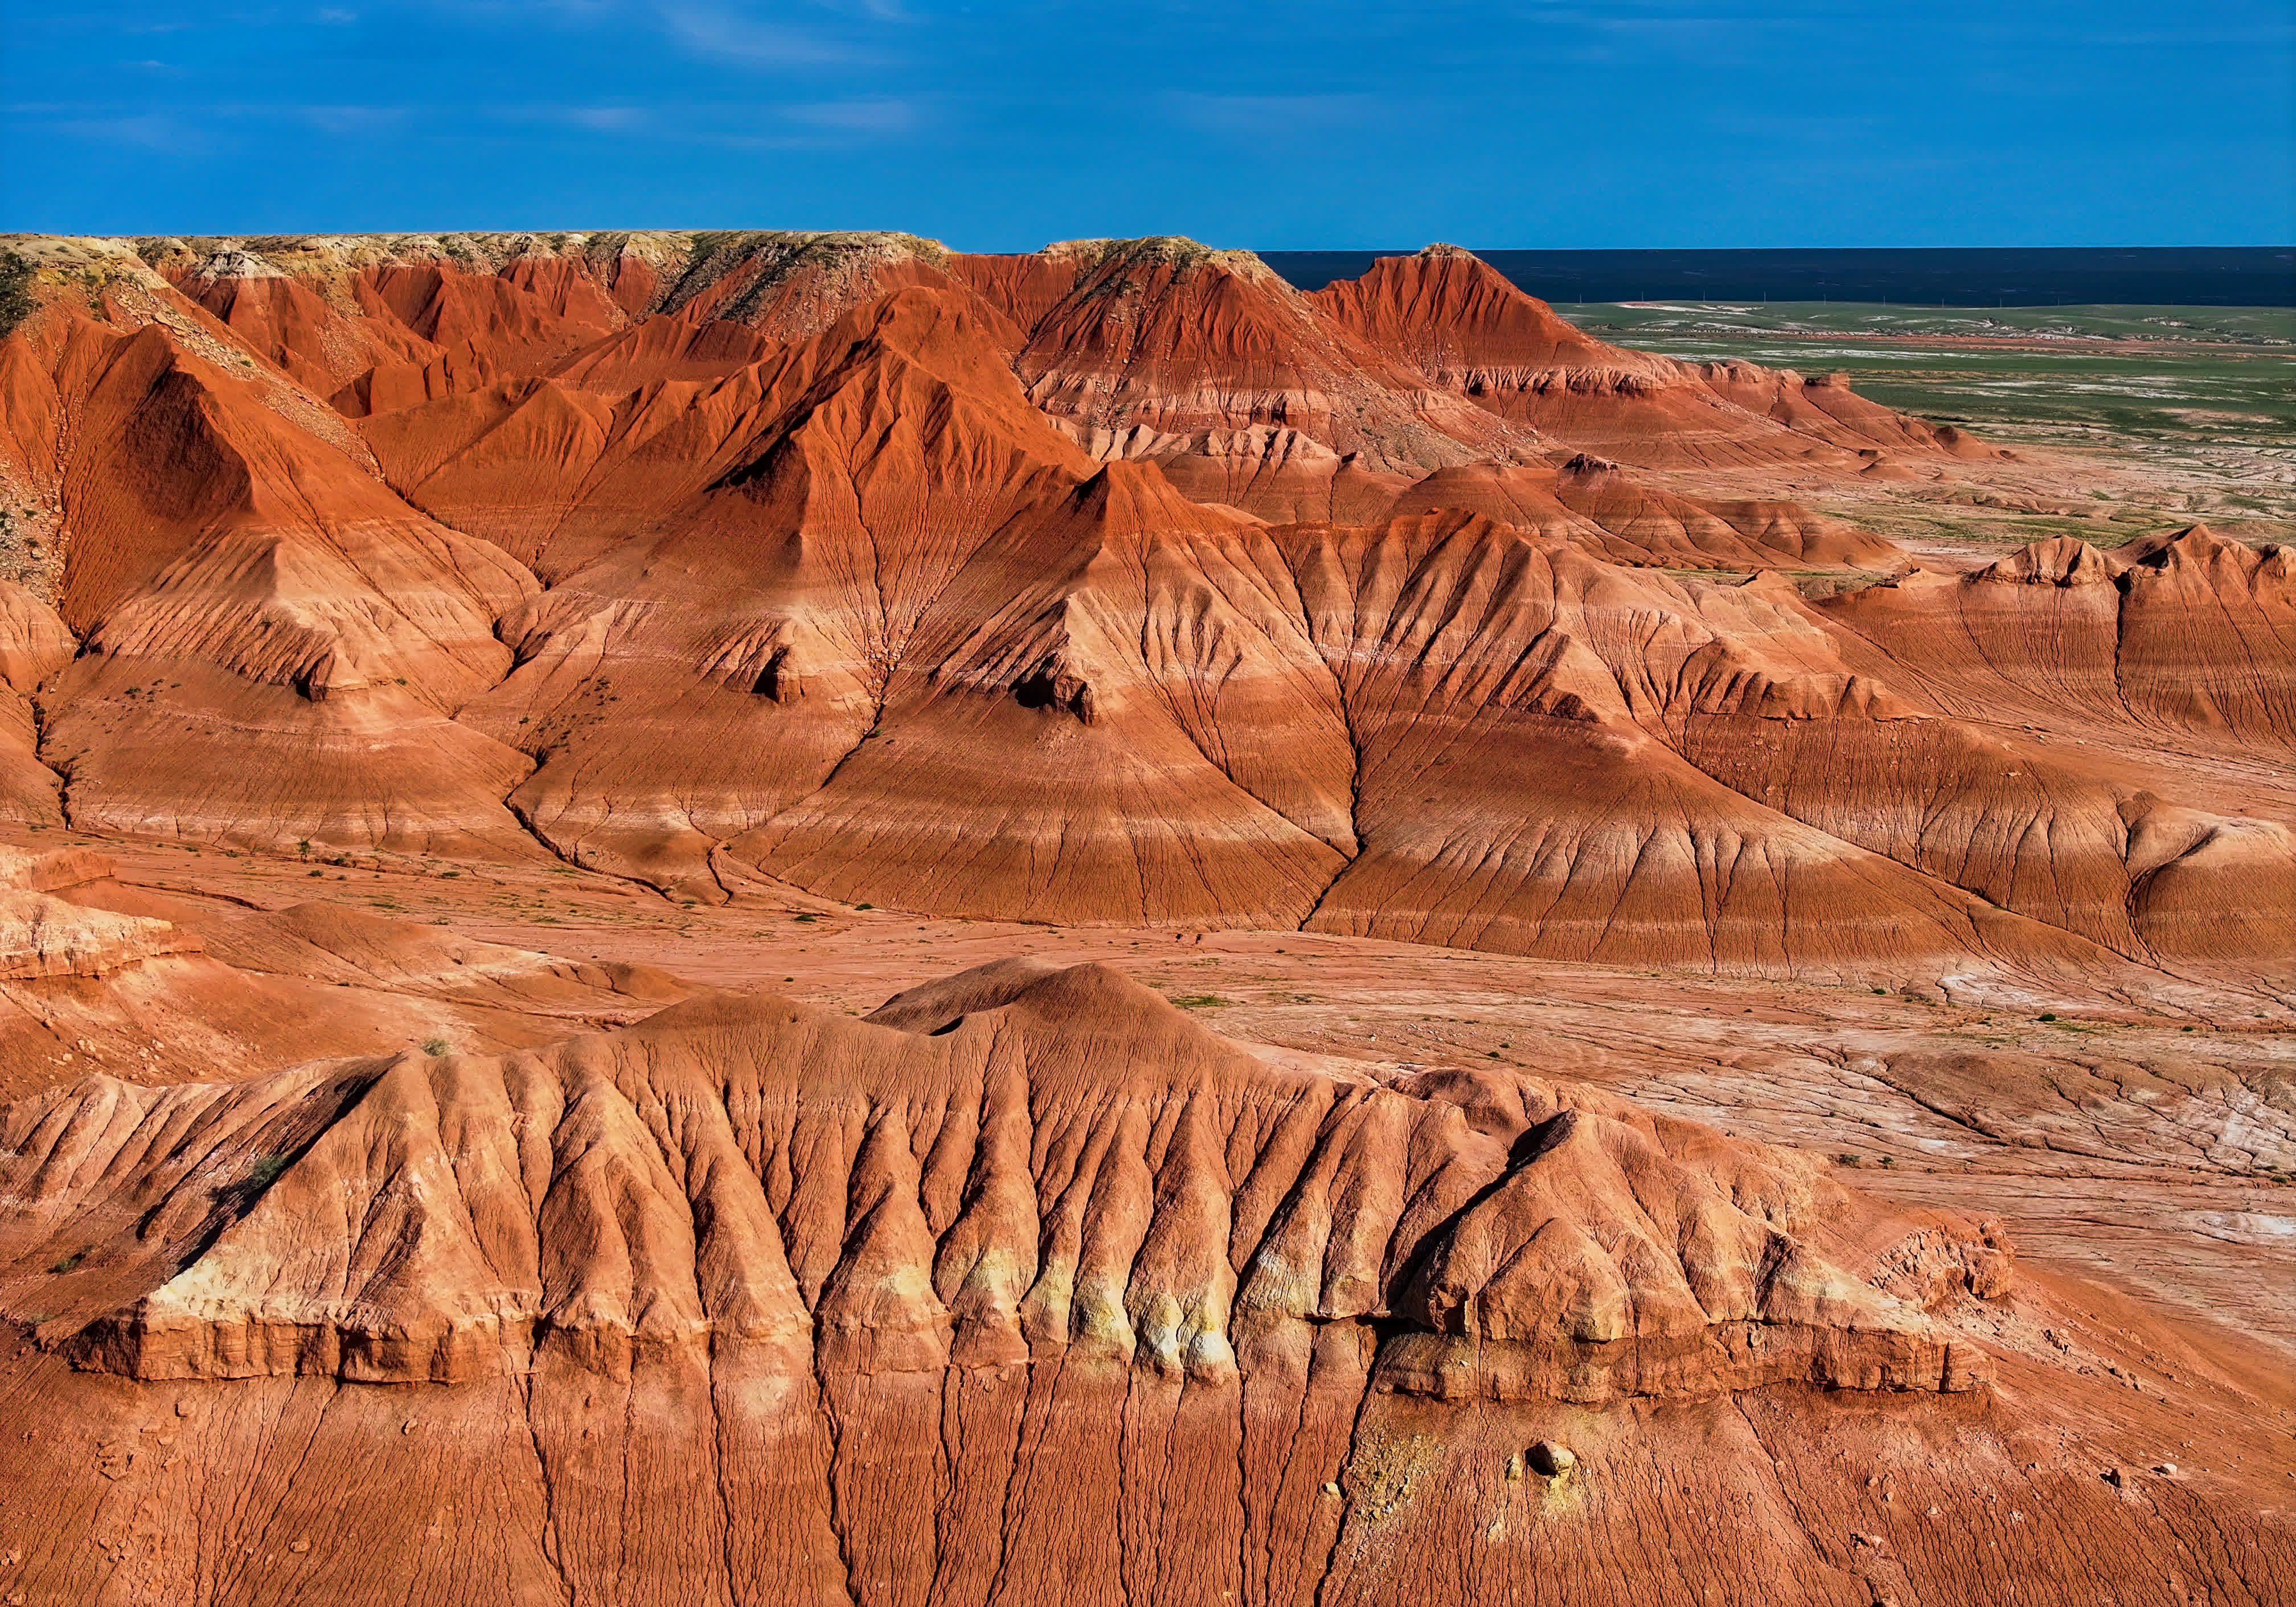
{"left": 782, "top": 96, "right": 916, "bottom": 134}
{"left": 659, "top": 5, "right": 857, "bottom": 67}
{"left": 563, "top": 105, "right": 649, "bottom": 131}
{"left": 52, "top": 111, "right": 206, "bottom": 151}
{"left": 1162, "top": 92, "right": 1381, "bottom": 141}
{"left": 297, "top": 104, "right": 405, "bottom": 134}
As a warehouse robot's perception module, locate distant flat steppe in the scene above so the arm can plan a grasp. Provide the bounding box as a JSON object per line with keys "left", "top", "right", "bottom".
{"left": 1560, "top": 301, "right": 2296, "bottom": 550}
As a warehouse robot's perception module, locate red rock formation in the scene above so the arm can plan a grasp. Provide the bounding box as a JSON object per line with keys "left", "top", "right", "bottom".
{"left": 0, "top": 948, "right": 2285, "bottom": 1605}
{"left": 0, "top": 240, "right": 2282, "bottom": 975}
{"left": 1312, "top": 245, "right": 1999, "bottom": 470}
{"left": 1, "top": 962, "right": 1977, "bottom": 1394}
{"left": 6, "top": 307, "right": 542, "bottom": 858}
{"left": 443, "top": 286, "right": 1100, "bottom": 895}
{"left": 953, "top": 237, "right": 1539, "bottom": 475}
{"left": 733, "top": 461, "right": 1356, "bottom": 924}
{"left": 1380, "top": 456, "right": 1905, "bottom": 570}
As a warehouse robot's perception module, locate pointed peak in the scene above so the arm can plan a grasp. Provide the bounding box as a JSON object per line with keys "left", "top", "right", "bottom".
{"left": 2110, "top": 523, "right": 2272, "bottom": 577}
{"left": 1976, "top": 536, "right": 2123, "bottom": 587}
{"left": 1068, "top": 458, "right": 1249, "bottom": 534}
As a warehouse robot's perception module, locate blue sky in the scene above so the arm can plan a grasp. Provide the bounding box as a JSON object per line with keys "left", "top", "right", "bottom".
{"left": 6, "top": 0, "right": 2291, "bottom": 248}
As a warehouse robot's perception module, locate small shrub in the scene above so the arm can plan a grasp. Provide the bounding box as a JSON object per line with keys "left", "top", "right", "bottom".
{"left": 1170, "top": 995, "right": 1231, "bottom": 1009}
{"left": 2039, "top": 1012, "right": 2059, "bottom": 1023}
{"left": 247, "top": 1154, "right": 291, "bottom": 1187}
{"left": 420, "top": 1037, "right": 450, "bottom": 1056}
{"left": 48, "top": 1247, "right": 88, "bottom": 1274}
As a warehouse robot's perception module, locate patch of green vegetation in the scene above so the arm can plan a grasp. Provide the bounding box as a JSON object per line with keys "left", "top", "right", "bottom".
{"left": 420, "top": 1037, "right": 450, "bottom": 1056}
{"left": 1170, "top": 994, "right": 1232, "bottom": 1009}
{"left": 48, "top": 1247, "right": 89, "bottom": 1274}
{"left": 0, "top": 253, "right": 36, "bottom": 338}
{"left": 246, "top": 1154, "right": 291, "bottom": 1188}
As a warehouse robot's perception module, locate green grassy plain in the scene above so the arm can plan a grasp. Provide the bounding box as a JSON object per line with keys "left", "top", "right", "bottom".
{"left": 1556, "top": 302, "right": 2295, "bottom": 447}
{"left": 1555, "top": 302, "right": 2296, "bottom": 546}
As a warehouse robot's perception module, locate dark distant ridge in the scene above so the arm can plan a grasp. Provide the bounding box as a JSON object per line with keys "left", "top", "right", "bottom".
{"left": 1260, "top": 247, "right": 2296, "bottom": 308}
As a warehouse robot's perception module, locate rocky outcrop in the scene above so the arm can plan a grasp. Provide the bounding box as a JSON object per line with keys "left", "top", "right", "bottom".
{"left": 0, "top": 961, "right": 1992, "bottom": 1400}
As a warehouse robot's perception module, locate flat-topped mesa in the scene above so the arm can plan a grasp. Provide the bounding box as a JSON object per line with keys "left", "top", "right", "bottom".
{"left": 130, "top": 230, "right": 975, "bottom": 407}
{"left": 1045, "top": 234, "right": 1287, "bottom": 282}
{"left": 1, "top": 961, "right": 2004, "bottom": 1399}
{"left": 647, "top": 229, "right": 967, "bottom": 338}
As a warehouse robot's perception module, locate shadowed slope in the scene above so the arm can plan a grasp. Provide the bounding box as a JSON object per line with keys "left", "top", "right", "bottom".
{"left": 3, "top": 304, "right": 543, "bottom": 857}
{"left": 734, "top": 461, "right": 1355, "bottom": 924}
{"left": 444, "top": 288, "right": 1098, "bottom": 895}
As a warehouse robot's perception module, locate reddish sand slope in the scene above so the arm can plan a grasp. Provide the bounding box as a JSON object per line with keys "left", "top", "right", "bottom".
{"left": 0, "top": 276, "right": 546, "bottom": 856}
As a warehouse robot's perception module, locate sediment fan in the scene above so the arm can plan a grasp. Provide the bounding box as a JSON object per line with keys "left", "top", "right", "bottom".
{"left": 0, "top": 231, "right": 2288, "bottom": 1605}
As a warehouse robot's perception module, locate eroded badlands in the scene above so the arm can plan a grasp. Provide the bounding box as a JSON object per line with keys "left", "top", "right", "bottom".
{"left": 0, "top": 229, "right": 2286, "bottom": 1606}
